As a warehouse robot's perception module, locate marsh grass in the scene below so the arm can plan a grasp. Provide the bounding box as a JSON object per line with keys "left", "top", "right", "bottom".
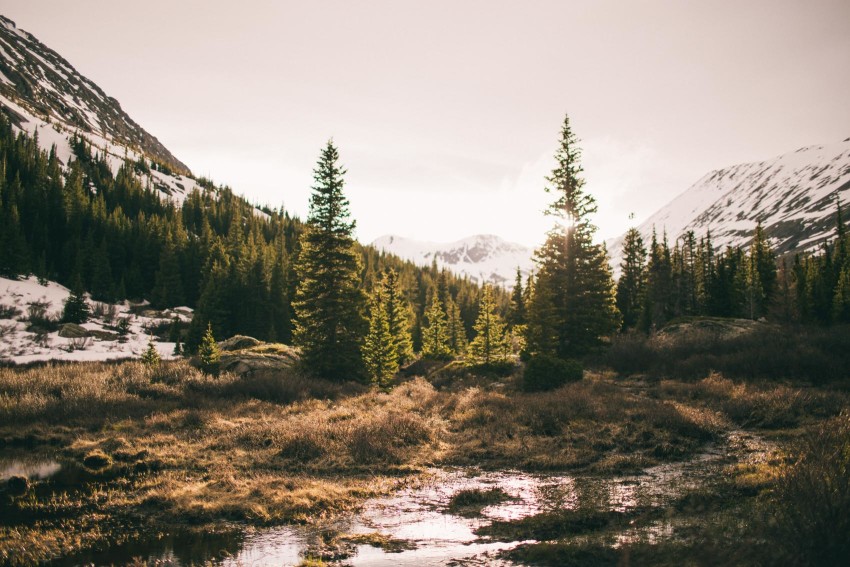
{"left": 655, "top": 372, "right": 848, "bottom": 429}
{"left": 447, "top": 487, "right": 512, "bottom": 516}
{"left": 608, "top": 323, "right": 850, "bottom": 384}
{"left": 0, "top": 343, "right": 845, "bottom": 564}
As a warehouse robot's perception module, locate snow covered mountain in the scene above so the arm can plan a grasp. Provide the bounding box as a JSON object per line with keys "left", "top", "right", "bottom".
{"left": 607, "top": 138, "right": 850, "bottom": 268}
{"left": 372, "top": 234, "right": 534, "bottom": 286}
{"left": 0, "top": 15, "right": 202, "bottom": 203}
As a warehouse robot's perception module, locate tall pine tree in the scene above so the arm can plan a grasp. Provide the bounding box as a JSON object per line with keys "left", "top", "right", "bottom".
{"left": 467, "top": 284, "right": 508, "bottom": 365}
{"left": 292, "top": 141, "right": 366, "bottom": 380}
{"left": 363, "top": 287, "right": 399, "bottom": 390}
{"left": 421, "top": 294, "right": 451, "bottom": 358}
{"left": 525, "top": 114, "right": 620, "bottom": 357}
{"left": 615, "top": 227, "right": 646, "bottom": 330}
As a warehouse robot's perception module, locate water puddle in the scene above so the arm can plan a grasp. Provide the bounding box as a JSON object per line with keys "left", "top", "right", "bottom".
{"left": 58, "top": 430, "right": 774, "bottom": 566}
{"left": 0, "top": 454, "right": 62, "bottom": 481}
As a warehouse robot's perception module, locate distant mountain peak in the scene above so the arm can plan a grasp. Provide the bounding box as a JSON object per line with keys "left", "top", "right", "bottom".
{"left": 372, "top": 234, "right": 534, "bottom": 286}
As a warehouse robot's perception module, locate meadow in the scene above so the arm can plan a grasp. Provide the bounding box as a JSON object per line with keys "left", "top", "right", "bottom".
{"left": 1, "top": 324, "right": 848, "bottom": 565}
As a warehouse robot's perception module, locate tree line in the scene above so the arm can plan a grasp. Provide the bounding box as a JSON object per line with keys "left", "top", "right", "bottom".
{"left": 613, "top": 202, "right": 850, "bottom": 330}
{"left": 0, "top": 114, "right": 506, "bottom": 360}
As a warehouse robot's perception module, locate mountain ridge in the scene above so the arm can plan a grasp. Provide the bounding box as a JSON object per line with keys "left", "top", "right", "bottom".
{"left": 607, "top": 138, "right": 850, "bottom": 268}
{"left": 372, "top": 233, "right": 534, "bottom": 287}
{"left": 0, "top": 15, "right": 190, "bottom": 176}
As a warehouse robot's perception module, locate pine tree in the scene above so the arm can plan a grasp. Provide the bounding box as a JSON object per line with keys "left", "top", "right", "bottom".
{"left": 615, "top": 227, "right": 646, "bottom": 330}
{"left": 749, "top": 222, "right": 777, "bottom": 317}
{"left": 832, "top": 264, "right": 850, "bottom": 323}
{"left": 421, "top": 295, "right": 450, "bottom": 358}
{"left": 292, "top": 141, "right": 366, "bottom": 380}
{"left": 363, "top": 289, "right": 398, "bottom": 390}
{"left": 141, "top": 335, "right": 161, "bottom": 368}
{"left": 62, "top": 276, "right": 90, "bottom": 324}
{"left": 445, "top": 298, "right": 468, "bottom": 356}
{"left": 381, "top": 269, "right": 414, "bottom": 365}
{"left": 640, "top": 229, "right": 673, "bottom": 331}
{"left": 151, "top": 238, "right": 184, "bottom": 308}
{"left": 525, "top": 114, "right": 620, "bottom": 357}
{"left": 508, "top": 267, "right": 526, "bottom": 327}
{"left": 198, "top": 323, "right": 221, "bottom": 376}
{"left": 467, "top": 284, "right": 508, "bottom": 365}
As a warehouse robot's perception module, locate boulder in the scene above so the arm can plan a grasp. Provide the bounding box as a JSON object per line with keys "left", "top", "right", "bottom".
{"left": 58, "top": 323, "right": 88, "bottom": 338}
{"left": 218, "top": 335, "right": 262, "bottom": 351}
{"left": 218, "top": 344, "right": 301, "bottom": 375}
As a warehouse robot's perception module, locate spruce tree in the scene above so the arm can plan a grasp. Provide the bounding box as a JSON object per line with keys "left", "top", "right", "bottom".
{"left": 141, "top": 335, "right": 161, "bottom": 368}
{"left": 363, "top": 289, "right": 398, "bottom": 390}
{"left": 748, "top": 222, "right": 777, "bottom": 317}
{"left": 641, "top": 229, "right": 673, "bottom": 331}
{"left": 62, "top": 276, "right": 90, "bottom": 324}
{"left": 292, "top": 141, "right": 366, "bottom": 380}
{"left": 151, "top": 239, "right": 185, "bottom": 308}
{"left": 381, "top": 269, "right": 414, "bottom": 365}
{"left": 467, "top": 284, "right": 508, "bottom": 365}
{"left": 525, "top": 114, "right": 620, "bottom": 357}
{"left": 445, "top": 298, "right": 468, "bottom": 356}
{"left": 198, "top": 323, "right": 221, "bottom": 376}
{"left": 508, "top": 267, "right": 526, "bottom": 327}
{"left": 421, "top": 295, "right": 451, "bottom": 358}
{"left": 833, "top": 265, "right": 850, "bottom": 323}
{"left": 616, "top": 227, "right": 646, "bottom": 330}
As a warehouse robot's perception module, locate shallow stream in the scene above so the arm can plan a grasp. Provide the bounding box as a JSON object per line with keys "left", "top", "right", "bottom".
{"left": 12, "top": 430, "right": 772, "bottom": 566}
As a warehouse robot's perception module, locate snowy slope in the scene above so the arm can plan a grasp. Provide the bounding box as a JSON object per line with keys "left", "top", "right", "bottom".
{"left": 0, "top": 276, "right": 186, "bottom": 364}
{"left": 0, "top": 15, "right": 188, "bottom": 174}
{"left": 372, "top": 234, "right": 533, "bottom": 286}
{"left": 0, "top": 15, "right": 207, "bottom": 205}
{"left": 607, "top": 138, "right": 850, "bottom": 268}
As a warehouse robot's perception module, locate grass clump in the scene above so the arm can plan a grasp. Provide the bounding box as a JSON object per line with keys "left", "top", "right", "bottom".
{"left": 338, "top": 531, "right": 416, "bottom": 552}
{"left": 522, "top": 354, "right": 582, "bottom": 392}
{"left": 447, "top": 487, "right": 512, "bottom": 516}
{"left": 477, "top": 508, "right": 633, "bottom": 541}
{"left": 762, "top": 413, "right": 850, "bottom": 566}
{"left": 82, "top": 450, "right": 112, "bottom": 470}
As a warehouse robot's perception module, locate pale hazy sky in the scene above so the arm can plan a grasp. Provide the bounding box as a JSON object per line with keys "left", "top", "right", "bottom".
{"left": 4, "top": 1, "right": 850, "bottom": 245}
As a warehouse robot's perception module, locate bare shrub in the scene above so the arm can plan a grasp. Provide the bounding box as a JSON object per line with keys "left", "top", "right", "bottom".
{"left": 608, "top": 324, "right": 850, "bottom": 384}
{"left": 0, "top": 303, "right": 20, "bottom": 319}
{"left": 349, "top": 411, "right": 433, "bottom": 464}
{"left": 0, "top": 322, "right": 16, "bottom": 338}
{"left": 25, "top": 300, "right": 58, "bottom": 331}
{"left": 65, "top": 336, "right": 91, "bottom": 351}
{"left": 764, "top": 413, "right": 850, "bottom": 566}
{"left": 26, "top": 301, "right": 49, "bottom": 321}
{"left": 91, "top": 302, "right": 118, "bottom": 323}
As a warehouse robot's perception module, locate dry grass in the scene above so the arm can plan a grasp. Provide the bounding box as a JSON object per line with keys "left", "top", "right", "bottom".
{"left": 1, "top": 352, "right": 845, "bottom": 564}
{"left": 655, "top": 372, "right": 848, "bottom": 429}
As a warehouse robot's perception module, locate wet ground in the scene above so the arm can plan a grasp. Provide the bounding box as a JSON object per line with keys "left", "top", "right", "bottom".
{"left": 41, "top": 429, "right": 773, "bottom": 566}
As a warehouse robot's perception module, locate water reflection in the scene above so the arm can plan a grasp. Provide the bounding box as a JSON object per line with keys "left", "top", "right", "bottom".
{"left": 0, "top": 455, "right": 62, "bottom": 481}
{"left": 50, "top": 430, "right": 774, "bottom": 566}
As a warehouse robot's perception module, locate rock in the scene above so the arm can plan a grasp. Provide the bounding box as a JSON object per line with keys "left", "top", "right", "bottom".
{"left": 87, "top": 329, "right": 120, "bottom": 341}
{"left": 218, "top": 335, "right": 262, "bottom": 351}
{"left": 58, "top": 323, "right": 88, "bottom": 338}
{"left": 218, "top": 344, "right": 301, "bottom": 375}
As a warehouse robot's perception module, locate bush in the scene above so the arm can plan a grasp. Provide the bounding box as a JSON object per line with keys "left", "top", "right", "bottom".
{"left": 0, "top": 303, "right": 21, "bottom": 319}
{"left": 764, "top": 413, "right": 850, "bottom": 566}
{"left": 522, "top": 354, "right": 583, "bottom": 392}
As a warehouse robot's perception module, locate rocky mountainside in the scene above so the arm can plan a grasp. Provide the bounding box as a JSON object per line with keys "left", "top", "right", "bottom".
{"left": 608, "top": 138, "right": 850, "bottom": 268}
{"left": 372, "top": 234, "right": 534, "bottom": 286}
{"left": 0, "top": 15, "right": 189, "bottom": 175}
{"left": 0, "top": 15, "right": 202, "bottom": 202}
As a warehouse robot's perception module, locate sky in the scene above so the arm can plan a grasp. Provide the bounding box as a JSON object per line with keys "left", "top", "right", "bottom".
{"left": 3, "top": 0, "right": 850, "bottom": 246}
